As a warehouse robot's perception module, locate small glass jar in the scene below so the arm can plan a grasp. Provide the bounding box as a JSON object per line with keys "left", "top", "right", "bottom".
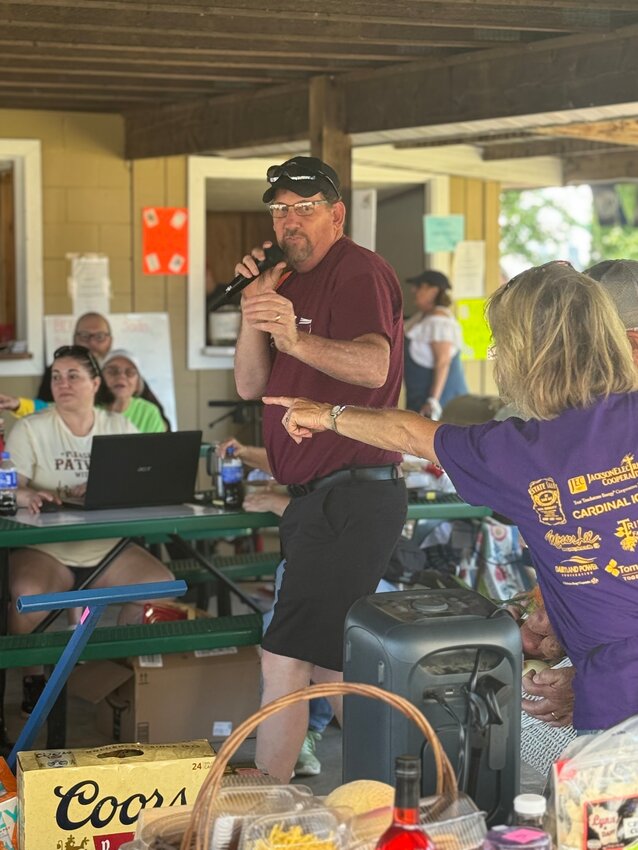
{"left": 513, "top": 794, "right": 547, "bottom": 830}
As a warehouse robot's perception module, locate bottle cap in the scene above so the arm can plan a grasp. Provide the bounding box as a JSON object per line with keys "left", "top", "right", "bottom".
{"left": 513, "top": 794, "right": 546, "bottom": 816}
{"left": 1, "top": 451, "right": 9, "bottom": 460}
{"left": 395, "top": 755, "right": 421, "bottom": 778}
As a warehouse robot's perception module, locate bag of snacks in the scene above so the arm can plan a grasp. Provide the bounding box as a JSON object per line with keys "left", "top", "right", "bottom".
{"left": 551, "top": 714, "right": 638, "bottom": 850}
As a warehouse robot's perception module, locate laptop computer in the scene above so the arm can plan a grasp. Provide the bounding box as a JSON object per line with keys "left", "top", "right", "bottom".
{"left": 62, "top": 430, "right": 203, "bottom": 510}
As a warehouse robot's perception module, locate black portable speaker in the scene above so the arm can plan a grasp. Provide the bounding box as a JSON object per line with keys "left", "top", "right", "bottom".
{"left": 343, "top": 587, "right": 522, "bottom": 825}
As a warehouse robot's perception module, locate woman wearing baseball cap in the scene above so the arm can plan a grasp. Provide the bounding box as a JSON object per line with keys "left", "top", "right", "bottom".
{"left": 101, "top": 349, "right": 167, "bottom": 432}
{"left": 404, "top": 269, "right": 468, "bottom": 419}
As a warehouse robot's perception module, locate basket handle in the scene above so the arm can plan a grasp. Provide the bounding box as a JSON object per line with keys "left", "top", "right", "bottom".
{"left": 182, "top": 681, "right": 458, "bottom": 850}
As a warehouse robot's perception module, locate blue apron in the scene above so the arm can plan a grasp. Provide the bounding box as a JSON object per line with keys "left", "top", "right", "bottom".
{"left": 404, "top": 336, "right": 468, "bottom": 413}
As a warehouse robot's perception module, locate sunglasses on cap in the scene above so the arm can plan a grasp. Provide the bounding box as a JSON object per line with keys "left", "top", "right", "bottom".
{"left": 266, "top": 163, "right": 340, "bottom": 199}
{"left": 53, "top": 345, "right": 102, "bottom": 377}
{"left": 502, "top": 260, "right": 574, "bottom": 292}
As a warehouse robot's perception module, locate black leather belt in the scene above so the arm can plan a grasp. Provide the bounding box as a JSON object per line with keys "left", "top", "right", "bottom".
{"left": 287, "top": 464, "right": 402, "bottom": 497}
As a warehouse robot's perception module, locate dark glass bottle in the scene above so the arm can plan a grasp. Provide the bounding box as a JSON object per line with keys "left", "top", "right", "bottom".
{"left": 375, "top": 756, "right": 433, "bottom": 850}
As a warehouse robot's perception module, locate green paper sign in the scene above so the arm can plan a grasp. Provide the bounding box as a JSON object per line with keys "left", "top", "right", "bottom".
{"left": 424, "top": 214, "right": 465, "bottom": 253}
{"left": 457, "top": 298, "right": 490, "bottom": 361}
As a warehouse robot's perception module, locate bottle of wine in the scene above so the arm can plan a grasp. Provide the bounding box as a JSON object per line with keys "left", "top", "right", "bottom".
{"left": 375, "top": 756, "right": 433, "bottom": 850}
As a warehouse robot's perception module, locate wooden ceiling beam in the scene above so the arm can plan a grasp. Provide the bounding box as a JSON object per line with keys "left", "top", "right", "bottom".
{"left": 563, "top": 149, "right": 638, "bottom": 182}
{"left": 0, "top": 18, "right": 530, "bottom": 51}
{"left": 0, "top": 64, "right": 281, "bottom": 85}
{"left": 345, "top": 27, "right": 638, "bottom": 136}
{"left": 0, "top": 36, "right": 431, "bottom": 65}
{"left": 6, "top": 0, "right": 633, "bottom": 34}
{"left": 125, "top": 80, "right": 309, "bottom": 159}
{"left": 394, "top": 131, "right": 540, "bottom": 149}
{"left": 426, "top": 0, "right": 637, "bottom": 9}
{"left": 480, "top": 137, "right": 632, "bottom": 159}
{"left": 536, "top": 118, "right": 638, "bottom": 145}
{"left": 0, "top": 45, "right": 354, "bottom": 75}
{"left": 125, "top": 27, "right": 638, "bottom": 158}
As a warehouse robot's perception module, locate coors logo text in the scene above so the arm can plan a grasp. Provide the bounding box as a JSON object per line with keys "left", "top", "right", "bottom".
{"left": 54, "top": 780, "right": 187, "bottom": 830}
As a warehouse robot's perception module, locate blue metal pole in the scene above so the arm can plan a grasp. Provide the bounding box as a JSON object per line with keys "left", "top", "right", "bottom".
{"left": 8, "top": 580, "right": 188, "bottom": 770}
{"left": 16, "top": 580, "right": 187, "bottom": 612}
{"left": 8, "top": 604, "right": 104, "bottom": 768}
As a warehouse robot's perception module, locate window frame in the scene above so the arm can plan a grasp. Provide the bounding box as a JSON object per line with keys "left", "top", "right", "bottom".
{"left": 0, "top": 139, "right": 43, "bottom": 376}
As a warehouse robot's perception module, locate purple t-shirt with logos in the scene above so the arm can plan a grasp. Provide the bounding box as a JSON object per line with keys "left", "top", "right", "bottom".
{"left": 434, "top": 392, "right": 638, "bottom": 730}
{"left": 264, "top": 236, "right": 403, "bottom": 485}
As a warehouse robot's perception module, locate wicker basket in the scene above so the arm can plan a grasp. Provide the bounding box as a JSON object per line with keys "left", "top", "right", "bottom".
{"left": 180, "top": 681, "right": 458, "bottom": 850}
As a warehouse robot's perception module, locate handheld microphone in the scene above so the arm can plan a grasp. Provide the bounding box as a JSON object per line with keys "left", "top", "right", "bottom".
{"left": 207, "top": 244, "right": 285, "bottom": 312}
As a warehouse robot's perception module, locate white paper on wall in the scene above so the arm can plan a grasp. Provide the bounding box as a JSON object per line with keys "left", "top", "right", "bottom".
{"left": 452, "top": 240, "right": 485, "bottom": 298}
{"left": 67, "top": 254, "right": 111, "bottom": 316}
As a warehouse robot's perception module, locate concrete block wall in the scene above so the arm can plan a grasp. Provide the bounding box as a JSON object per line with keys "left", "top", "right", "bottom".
{"left": 0, "top": 108, "right": 235, "bottom": 442}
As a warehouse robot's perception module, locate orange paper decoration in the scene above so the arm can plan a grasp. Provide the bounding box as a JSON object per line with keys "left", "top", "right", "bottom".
{"left": 142, "top": 206, "right": 189, "bottom": 275}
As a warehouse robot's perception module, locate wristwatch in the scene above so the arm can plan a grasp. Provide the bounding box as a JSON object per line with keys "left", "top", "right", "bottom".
{"left": 329, "top": 404, "right": 348, "bottom": 433}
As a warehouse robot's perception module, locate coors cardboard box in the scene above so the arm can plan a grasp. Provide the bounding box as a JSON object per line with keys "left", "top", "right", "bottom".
{"left": 17, "top": 739, "right": 214, "bottom": 850}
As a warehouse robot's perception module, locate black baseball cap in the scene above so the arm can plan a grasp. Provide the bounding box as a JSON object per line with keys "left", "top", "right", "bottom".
{"left": 406, "top": 270, "right": 451, "bottom": 290}
{"left": 263, "top": 156, "right": 341, "bottom": 203}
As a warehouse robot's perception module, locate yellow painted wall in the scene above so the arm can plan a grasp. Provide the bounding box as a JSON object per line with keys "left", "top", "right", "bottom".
{"left": 0, "top": 108, "right": 236, "bottom": 441}
{"left": 0, "top": 110, "right": 505, "bottom": 439}
{"left": 449, "top": 175, "right": 500, "bottom": 397}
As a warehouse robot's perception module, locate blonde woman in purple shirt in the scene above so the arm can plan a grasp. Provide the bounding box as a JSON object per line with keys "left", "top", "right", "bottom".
{"left": 268, "top": 261, "right": 638, "bottom": 733}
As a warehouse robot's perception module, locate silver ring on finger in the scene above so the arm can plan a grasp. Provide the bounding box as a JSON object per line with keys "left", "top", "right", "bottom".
{"left": 274, "top": 314, "right": 281, "bottom": 322}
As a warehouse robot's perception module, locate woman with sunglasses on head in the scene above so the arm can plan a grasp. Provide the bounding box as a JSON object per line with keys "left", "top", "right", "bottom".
{"left": 5, "top": 345, "right": 174, "bottom": 716}
{"left": 101, "top": 349, "right": 167, "bottom": 433}
{"left": 268, "top": 262, "right": 638, "bottom": 735}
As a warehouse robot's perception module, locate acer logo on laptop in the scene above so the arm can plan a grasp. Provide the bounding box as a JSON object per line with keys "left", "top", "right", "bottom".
{"left": 137, "top": 466, "right": 152, "bottom": 473}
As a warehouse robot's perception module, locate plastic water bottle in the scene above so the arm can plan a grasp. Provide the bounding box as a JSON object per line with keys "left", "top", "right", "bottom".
{"left": 0, "top": 451, "right": 18, "bottom": 516}
{"left": 221, "top": 446, "right": 244, "bottom": 510}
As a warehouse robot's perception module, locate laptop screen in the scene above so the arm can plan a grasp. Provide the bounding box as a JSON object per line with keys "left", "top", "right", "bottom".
{"left": 81, "top": 430, "right": 203, "bottom": 510}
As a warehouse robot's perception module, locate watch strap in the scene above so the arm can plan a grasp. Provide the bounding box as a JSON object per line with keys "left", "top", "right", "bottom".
{"left": 329, "top": 404, "right": 348, "bottom": 433}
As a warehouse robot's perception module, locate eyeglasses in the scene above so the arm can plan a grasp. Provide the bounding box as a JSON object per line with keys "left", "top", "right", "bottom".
{"left": 74, "top": 330, "right": 111, "bottom": 344}
{"left": 53, "top": 345, "right": 101, "bottom": 377}
{"left": 502, "top": 260, "right": 574, "bottom": 292}
{"left": 268, "top": 200, "right": 330, "bottom": 219}
{"left": 266, "top": 163, "right": 340, "bottom": 199}
{"left": 103, "top": 365, "right": 138, "bottom": 379}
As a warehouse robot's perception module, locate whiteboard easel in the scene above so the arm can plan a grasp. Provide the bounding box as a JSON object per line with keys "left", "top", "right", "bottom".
{"left": 44, "top": 313, "right": 177, "bottom": 429}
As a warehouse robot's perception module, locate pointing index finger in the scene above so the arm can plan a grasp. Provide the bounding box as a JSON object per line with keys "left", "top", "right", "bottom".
{"left": 263, "top": 396, "right": 295, "bottom": 407}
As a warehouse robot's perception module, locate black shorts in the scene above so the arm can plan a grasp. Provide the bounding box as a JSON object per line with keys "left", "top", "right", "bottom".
{"left": 261, "top": 475, "right": 407, "bottom": 671}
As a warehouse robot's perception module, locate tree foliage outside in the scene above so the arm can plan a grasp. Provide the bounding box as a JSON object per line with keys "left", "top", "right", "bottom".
{"left": 500, "top": 183, "right": 638, "bottom": 277}
{"left": 589, "top": 184, "right": 638, "bottom": 264}
{"left": 499, "top": 186, "right": 590, "bottom": 278}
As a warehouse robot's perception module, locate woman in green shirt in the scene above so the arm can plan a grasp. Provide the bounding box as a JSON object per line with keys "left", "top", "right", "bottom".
{"left": 101, "top": 349, "right": 167, "bottom": 432}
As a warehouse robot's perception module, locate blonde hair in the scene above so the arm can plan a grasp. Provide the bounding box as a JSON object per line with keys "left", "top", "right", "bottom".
{"left": 487, "top": 263, "right": 638, "bottom": 419}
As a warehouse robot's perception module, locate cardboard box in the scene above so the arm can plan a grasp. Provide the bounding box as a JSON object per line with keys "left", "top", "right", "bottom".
{"left": 70, "top": 646, "right": 261, "bottom": 744}
{"left": 17, "top": 739, "right": 214, "bottom": 850}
